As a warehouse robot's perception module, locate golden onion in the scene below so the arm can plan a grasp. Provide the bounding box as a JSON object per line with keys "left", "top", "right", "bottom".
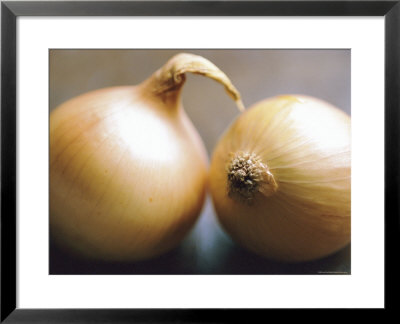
{"left": 50, "top": 53, "right": 243, "bottom": 261}
{"left": 209, "top": 95, "right": 351, "bottom": 262}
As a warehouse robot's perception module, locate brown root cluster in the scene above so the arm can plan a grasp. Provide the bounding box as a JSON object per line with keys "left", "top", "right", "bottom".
{"left": 227, "top": 152, "right": 277, "bottom": 204}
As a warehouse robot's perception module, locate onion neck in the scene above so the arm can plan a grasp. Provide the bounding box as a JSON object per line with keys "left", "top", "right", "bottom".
{"left": 227, "top": 152, "right": 278, "bottom": 204}
{"left": 139, "top": 53, "right": 245, "bottom": 111}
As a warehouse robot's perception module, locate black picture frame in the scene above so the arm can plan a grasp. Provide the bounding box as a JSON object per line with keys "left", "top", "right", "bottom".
{"left": 1, "top": 0, "right": 398, "bottom": 322}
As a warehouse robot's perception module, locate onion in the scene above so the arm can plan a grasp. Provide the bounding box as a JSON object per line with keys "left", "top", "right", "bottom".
{"left": 50, "top": 53, "right": 243, "bottom": 261}
{"left": 209, "top": 95, "right": 351, "bottom": 262}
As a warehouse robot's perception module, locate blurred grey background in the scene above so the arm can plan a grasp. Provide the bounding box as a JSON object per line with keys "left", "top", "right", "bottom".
{"left": 49, "top": 49, "right": 351, "bottom": 274}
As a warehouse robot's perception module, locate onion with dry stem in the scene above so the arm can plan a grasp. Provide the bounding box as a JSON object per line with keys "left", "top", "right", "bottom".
{"left": 50, "top": 53, "right": 243, "bottom": 261}
{"left": 209, "top": 95, "right": 351, "bottom": 262}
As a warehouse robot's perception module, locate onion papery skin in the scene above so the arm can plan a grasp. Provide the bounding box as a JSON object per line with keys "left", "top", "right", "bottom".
{"left": 50, "top": 85, "right": 208, "bottom": 261}
{"left": 50, "top": 53, "right": 244, "bottom": 262}
{"left": 209, "top": 95, "right": 351, "bottom": 262}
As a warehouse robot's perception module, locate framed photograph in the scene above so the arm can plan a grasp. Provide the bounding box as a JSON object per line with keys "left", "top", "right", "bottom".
{"left": 1, "top": 0, "right": 398, "bottom": 321}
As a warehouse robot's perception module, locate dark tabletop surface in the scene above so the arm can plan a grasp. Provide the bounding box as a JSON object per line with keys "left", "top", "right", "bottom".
{"left": 50, "top": 198, "right": 350, "bottom": 275}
